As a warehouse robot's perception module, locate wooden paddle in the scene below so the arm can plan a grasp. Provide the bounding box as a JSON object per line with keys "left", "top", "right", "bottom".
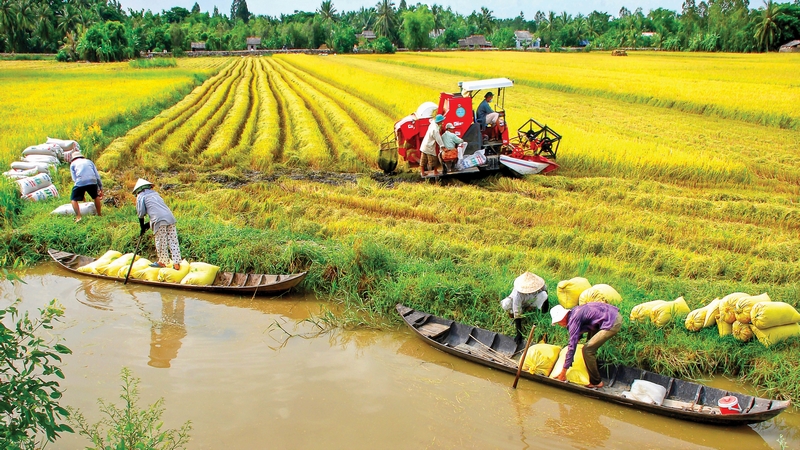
{"left": 123, "top": 233, "right": 144, "bottom": 285}
{"left": 512, "top": 324, "right": 536, "bottom": 389}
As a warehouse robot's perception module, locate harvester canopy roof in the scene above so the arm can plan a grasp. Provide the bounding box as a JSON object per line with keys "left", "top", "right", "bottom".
{"left": 460, "top": 78, "right": 513, "bottom": 93}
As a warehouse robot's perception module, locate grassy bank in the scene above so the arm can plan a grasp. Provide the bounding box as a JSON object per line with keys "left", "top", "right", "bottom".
{"left": 2, "top": 54, "right": 800, "bottom": 402}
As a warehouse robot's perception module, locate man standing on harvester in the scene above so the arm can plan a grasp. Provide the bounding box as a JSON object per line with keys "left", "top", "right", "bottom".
{"left": 550, "top": 302, "right": 622, "bottom": 389}
{"left": 419, "top": 114, "right": 445, "bottom": 176}
{"left": 134, "top": 178, "right": 181, "bottom": 270}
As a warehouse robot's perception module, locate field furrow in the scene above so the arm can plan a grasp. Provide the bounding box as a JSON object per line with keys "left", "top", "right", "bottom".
{"left": 263, "top": 58, "right": 330, "bottom": 169}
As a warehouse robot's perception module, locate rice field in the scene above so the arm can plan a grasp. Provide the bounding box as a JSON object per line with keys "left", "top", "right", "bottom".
{"left": 5, "top": 51, "right": 800, "bottom": 399}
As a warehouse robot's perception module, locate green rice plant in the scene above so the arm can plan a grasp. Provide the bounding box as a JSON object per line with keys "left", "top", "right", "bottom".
{"left": 263, "top": 59, "right": 330, "bottom": 169}
{"left": 0, "top": 177, "right": 24, "bottom": 228}
{"left": 128, "top": 58, "right": 178, "bottom": 69}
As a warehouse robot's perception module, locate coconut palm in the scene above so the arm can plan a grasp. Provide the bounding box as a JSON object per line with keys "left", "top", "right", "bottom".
{"left": 355, "top": 6, "right": 375, "bottom": 31}
{"left": 374, "top": 0, "right": 396, "bottom": 39}
{"left": 754, "top": 0, "right": 785, "bottom": 52}
{"left": 317, "top": 0, "right": 337, "bottom": 23}
{"left": 477, "top": 6, "right": 494, "bottom": 34}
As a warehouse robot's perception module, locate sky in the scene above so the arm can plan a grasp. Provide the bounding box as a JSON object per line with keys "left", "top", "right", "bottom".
{"left": 121, "top": 0, "right": 687, "bottom": 20}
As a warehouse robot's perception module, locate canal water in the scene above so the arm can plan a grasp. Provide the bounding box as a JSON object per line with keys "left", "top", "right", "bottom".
{"left": 2, "top": 264, "right": 797, "bottom": 449}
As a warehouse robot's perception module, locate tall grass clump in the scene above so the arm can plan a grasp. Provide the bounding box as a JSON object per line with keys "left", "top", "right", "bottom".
{"left": 129, "top": 58, "right": 178, "bottom": 69}
{"left": 0, "top": 177, "right": 25, "bottom": 228}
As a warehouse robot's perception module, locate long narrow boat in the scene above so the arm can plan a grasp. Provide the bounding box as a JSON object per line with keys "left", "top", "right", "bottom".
{"left": 49, "top": 249, "right": 306, "bottom": 295}
{"left": 397, "top": 304, "right": 789, "bottom": 425}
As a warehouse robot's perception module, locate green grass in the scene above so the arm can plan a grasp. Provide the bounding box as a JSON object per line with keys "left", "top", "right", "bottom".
{"left": 128, "top": 58, "right": 179, "bottom": 69}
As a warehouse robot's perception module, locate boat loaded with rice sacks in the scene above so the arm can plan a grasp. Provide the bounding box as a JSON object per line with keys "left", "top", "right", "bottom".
{"left": 49, "top": 249, "right": 306, "bottom": 295}
{"left": 397, "top": 303, "right": 789, "bottom": 425}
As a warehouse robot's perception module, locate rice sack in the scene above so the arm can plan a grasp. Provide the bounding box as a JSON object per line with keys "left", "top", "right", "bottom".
{"left": 180, "top": 262, "right": 221, "bottom": 286}
{"left": 556, "top": 277, "right": 591, "bottom": 309}
{"left": 522, "top": 343, "right": 561, "bottom": 376}
{"left": 578, "top": 284, "right": 622, "bottom": 306}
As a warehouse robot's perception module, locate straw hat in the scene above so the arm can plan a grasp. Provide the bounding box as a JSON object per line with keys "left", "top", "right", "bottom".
{"left": 513, "top": 272, "right": 545, "bottom": 294}
{"left": 550, "top": 305, "right": 569, "bottom": 324}
{"left": 132, "top": 178, "right": 153, "bottom": 194}
{"left": 70, "top": 152, "right": 85, "bottom": 161}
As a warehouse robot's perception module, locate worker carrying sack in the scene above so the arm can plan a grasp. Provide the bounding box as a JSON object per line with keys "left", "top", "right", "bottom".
{"left": 522, "top": 343, "right": 561, "bottom": 376}
{"left": 650, "top": 297, "right": 690, "bottom": 327}
{"left": 719, "top": 292, "right": 749, "bottom": 324}
{"left": 734, "top": 293, "right": 771, "bottom": 324}
{"left": 556, "top": 277, "right": 591, "bottom": 309}
{"left": 549, "top": 344, "right": 591, "bottom": 386}
{"left": 751, "top": 323, "right": 800, "bottom": 347}
{"left": 180, "top": 262, "right": 220, "bottom": 286}
{"left": 750, "top": 302, "right": 800, "bottom": 330}
{"left": 578, "top": 284, "right": 622, "bottom": 306}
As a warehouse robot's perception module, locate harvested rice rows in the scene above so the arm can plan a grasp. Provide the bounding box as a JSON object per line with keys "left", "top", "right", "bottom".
{"left": 250, "top": 58, "right": 281, "bottom": 170}
{"left": 203, "top": 59, "right": 257, "bottom": 165}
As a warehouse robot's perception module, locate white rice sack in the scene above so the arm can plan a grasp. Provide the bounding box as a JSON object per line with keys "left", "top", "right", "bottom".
{"left": 23, "top": 154, "right": 59, "bottom": 165}
{"left": 22, "top": 144, "right": 60, "bottom": 158}
{"left": 10, "top": 161, "right": 51, "bottom": 173}
{"left": 4, "top": 168, "right": 38, "bottom": 179}
{"left": 16, "top": 173, "right": 53, "bottom": 195}
{"left": 46, "top": 137, "right": 80, "bottom": 152}
{"left": 51, "top": 202, "right": 97, "bottom": 216}
{"left": 22, "top": 184, "right": 59, "bottom": 201}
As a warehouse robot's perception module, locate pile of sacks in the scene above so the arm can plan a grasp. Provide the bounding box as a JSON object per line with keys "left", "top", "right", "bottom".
{"left": 522, "top": 342, "right": 592, "bottom": 385}
{"left": 77, "top": 250, "right": 221, "bottom": 286}
{"left": 685, "top": 293, "right": 800, "bottom": 347}
{"left": 629, "top": 297, "right": 691, "bottom": 327}
{"left": 4, "top": 138, "right": 82, "bottom": 202}
{"left": 556, "top": 277, "right": 622, "bottom": 309}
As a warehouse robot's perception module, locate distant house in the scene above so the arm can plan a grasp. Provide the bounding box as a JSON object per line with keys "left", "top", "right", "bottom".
{"left": 190, "top": 42, "right": 206, "bottom": 51}
{"left": 458, "top": 35, "right": 492, "bottom": 49}
{"left": 246, "top": 37, "right": 261, "bottom": 51}
{"left": 429, "top": 28, "right": 445, "bottom": 39}
{"left": 780, "top": 40, "right": 800, "bottom": 53}
{"left": 641, "top": 31, "right": 657, "bottom": 38}
{"left": 357, "top": 30, "right": 377, "bottom": 41}
{"left": 514, "top": 30, "right": 532, "bottom": 49}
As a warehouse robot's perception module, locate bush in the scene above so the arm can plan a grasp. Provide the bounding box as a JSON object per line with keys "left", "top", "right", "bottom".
{"left": 55, "top": 49, "right": 71, "bottom": 62}
{"left": 374, "top": 36, "right": 395, "bottom": 54}
{"left": 0, "top": 295, "right": 73, "bottom": 449}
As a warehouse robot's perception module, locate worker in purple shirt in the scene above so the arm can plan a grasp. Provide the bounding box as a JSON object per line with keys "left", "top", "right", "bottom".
{"left": 550, "top": 302, "right": 622, "bottom": 388}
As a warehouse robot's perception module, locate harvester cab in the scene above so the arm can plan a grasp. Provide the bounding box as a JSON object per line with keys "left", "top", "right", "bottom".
{"left": 377, "top": 78, "right": 560, "bottom": 178}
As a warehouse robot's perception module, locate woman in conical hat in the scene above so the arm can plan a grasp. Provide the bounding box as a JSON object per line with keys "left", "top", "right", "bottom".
{"left": 133, "top": 178, "right": 181, "bottom": 270}
{"left": 500, "top": 272, "right": 549, "bottom": 344}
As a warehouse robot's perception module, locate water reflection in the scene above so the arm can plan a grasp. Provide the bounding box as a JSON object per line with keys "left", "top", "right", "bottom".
{"left": 74, "top": 279, "right": 116, "bottom": 311}
{"left": 148, "top": 296, "right": 187, "bottom": 369}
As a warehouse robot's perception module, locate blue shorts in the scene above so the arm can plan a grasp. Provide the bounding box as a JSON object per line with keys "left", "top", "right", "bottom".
{"left": 71, "top": 184, "right": 99, "bottom": 202}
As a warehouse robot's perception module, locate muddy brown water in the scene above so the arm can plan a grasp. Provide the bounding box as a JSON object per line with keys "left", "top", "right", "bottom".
{"left": 2, "top": 264, "right": 798, "bottom": 449}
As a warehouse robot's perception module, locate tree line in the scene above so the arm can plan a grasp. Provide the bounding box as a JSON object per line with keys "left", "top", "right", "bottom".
{"left": 0, "top": 0, "right": 798, "bottom": 61}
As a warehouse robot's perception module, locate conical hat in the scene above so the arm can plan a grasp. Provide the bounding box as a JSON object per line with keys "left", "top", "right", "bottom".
{"left": 513, "top": 272, "right": 545, "bottom": 294}
{"left": 132, "top": 178, "right": 153, "bottom": 194}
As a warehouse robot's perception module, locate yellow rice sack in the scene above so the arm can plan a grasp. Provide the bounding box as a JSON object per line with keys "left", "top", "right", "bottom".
{"left": 550, "top": 344, "right": 591, "bottom": 386}
{"left": 719, "top": 292, "right": 749, "bottom": 324}
{"left": 556, "top": 277, "right": 591, "bottom": 309}
{"left": 98, "top": 253, "right": 138, "bottom": 276}
{"left": 717, "top": 317, "right": 732, "bottom": 336}
{"left": 522, "top": 343, "right": 562, "bottom": 376}
{"left": 751, "top": 302, "right": 800, "bottom": 330}
{"left": 578, "top": 284, "right": 622, "bottom": 306}
{"left": 732, "top": 321, "right": 753, "bottom": 342}
{"left": 734, "top": 293, "right": 771, "bottom": 324}
{"left": 685, "top": 299, "right": 721, "bottom": 332}
{"left": 751, "top": 323, "right": 800, "bottom": 347}
{"left": 77, "top": 250, "right": 122, "bottom": 274}
{"left": 127, "top": 258, "right": 153, "bottom": 279}
{"left": 630, "top": 300, "right": 667, "bottom": 323}
{"left": 180, "top": 262, "right": 221, "bottom": 286}
{"left": 138, "top": 267, "right": 161, "bottom": 281}
{"left": 650, "top": 297, "right": 691, "bottom": 327}
{"left": 158, "top": 260, "right": 190, "bottom": 283}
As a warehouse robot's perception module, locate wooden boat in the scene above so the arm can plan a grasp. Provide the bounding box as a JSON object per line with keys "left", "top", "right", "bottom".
{"left": 397, "top": 304, "right": 789, "bottom": 425}
{"left": 49, "top": 249, "right": 306, "bottom": 295}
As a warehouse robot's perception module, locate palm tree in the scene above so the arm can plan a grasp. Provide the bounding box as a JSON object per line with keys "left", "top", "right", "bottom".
{"left": 32, "top": 2, "right": 54, "bottom": 49}
{"left": 317, "top": 0, "right": 337, "bottom": 23}
{"left": 374, "top": 0, "right": 396, "bottom": 39}
{"left": 477, "top": 6, "right": 494, "bottom": 34}
{"left": 754, "top": 0, "right": 785, "bottom": 52}
{"left": 356, "top": 6, "right": 375, "bottom": 31}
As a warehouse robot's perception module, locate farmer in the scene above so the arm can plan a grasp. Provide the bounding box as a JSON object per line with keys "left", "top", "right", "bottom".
{"left": 69, "top": 152, "right": 103, "bottom": 223}
{"left": 500, "top": 272, "right": 550, "bottom": 345}
{"left": 133, "top": 178, "right": 181, "bottom": 270}
{"left": 550, "top": 302, "right": 622, "bottom": 389}
{"left": 442, "top": 123, "right": 464, "bottom": 150}
{"left": 476, "top": 92, "right": 499, "bottom": 129}
{"left": 419, "top": 114, "right": 445, "bottom": 176}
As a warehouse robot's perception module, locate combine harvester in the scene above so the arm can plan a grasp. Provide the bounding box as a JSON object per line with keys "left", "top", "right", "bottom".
{"left": 378, "top": 78, "right": 561, "bottom": 178}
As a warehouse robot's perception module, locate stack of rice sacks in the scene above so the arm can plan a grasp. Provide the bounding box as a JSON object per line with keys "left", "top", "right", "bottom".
{"left": 77, "top": 249, "right": 220, "bottom": 286}
{"left": 4, "top": 138, "right": 81, "bottom": 202}
{"left": 685, "top": 293, "right": 800, "bottom": 347}
{"left": 556, "top": 277, "right": 622, "bottom": 309}
{"left": 629, "top": 297, "right": 690, "bottom": 327}
{"left": 522, "top": 342, "right": 592, "bottom": 386}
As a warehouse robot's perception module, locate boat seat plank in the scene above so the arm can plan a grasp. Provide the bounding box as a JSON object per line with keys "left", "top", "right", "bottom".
{"left": 418, "top": 322, "right": 450, "bottom": 339}
{"left": 662, "top": 399, "right": 719, "bottom": 414}
{"left": 748, "top": 398, "right": 772, "bottom": 413}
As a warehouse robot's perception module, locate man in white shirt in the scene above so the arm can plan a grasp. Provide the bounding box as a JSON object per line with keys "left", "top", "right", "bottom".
{"left": 419, "top": 114, "right": 445, "bottom": 176}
